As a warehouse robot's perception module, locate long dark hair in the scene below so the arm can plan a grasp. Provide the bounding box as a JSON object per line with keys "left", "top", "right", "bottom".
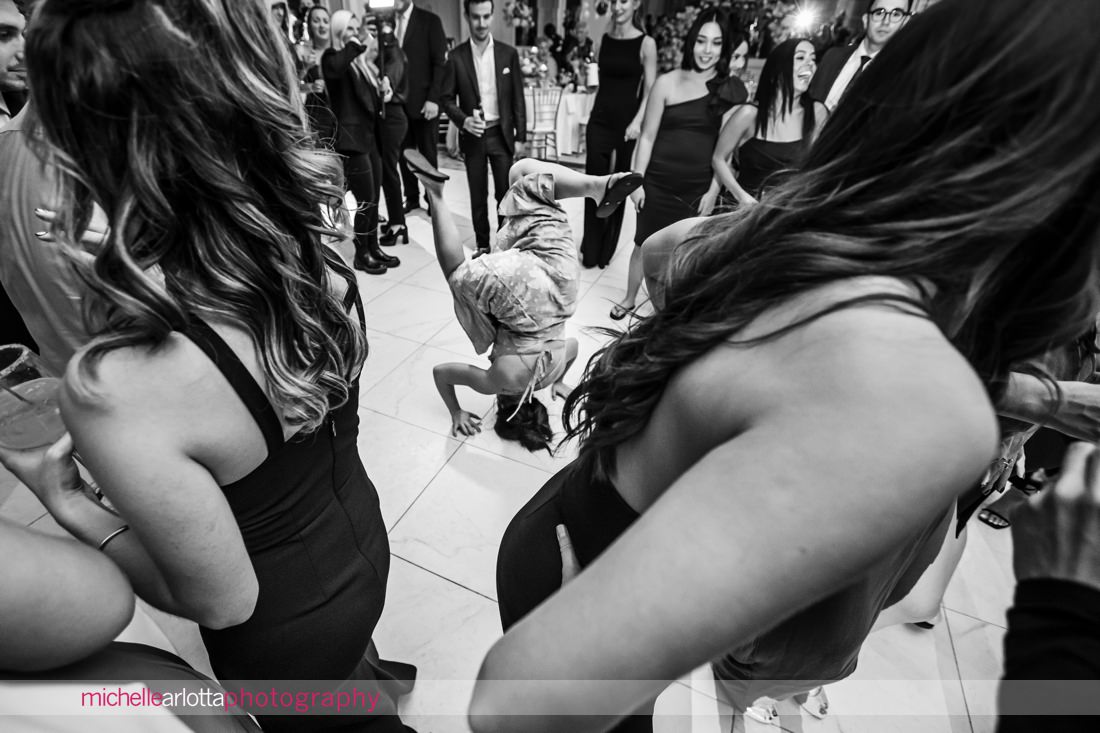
{"left": 565, "top": 0, "right": 1100, "bottom": 480}
{"left": 753, "top": 38, "right": 816, "bottom": 142}
{"left": 495, "top": 395, "right": 554, "bottom": 453}
{"left": 27, "top": 0, "right": 362, "bottom": 433}
{"left": 679, "top": 7, "right": 732, "bottom": 78}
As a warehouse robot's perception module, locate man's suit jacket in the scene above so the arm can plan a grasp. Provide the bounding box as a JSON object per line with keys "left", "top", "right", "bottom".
{"left": 808, "top": 43, "right": 860, "bottom": 105}
{"left": 401, "top": 6, "right": 447, "bottom": 120}
{"left": 441, "top": 40, "right": 527, "bottom": 155}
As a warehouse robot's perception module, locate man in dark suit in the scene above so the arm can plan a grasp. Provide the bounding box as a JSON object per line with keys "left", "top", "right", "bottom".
{"left": 441, "top": 0, "right": 526, "bottom": 257}
{"left": 394, "top": 0, "right": 446, "bottom": 213}
{"left": 809, "top": 0, "right": 912, "bottom": 112}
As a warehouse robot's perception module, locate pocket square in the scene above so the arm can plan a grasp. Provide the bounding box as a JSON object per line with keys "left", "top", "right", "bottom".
{"left": 502, "top": 67, "right": 510, "bottom": 75}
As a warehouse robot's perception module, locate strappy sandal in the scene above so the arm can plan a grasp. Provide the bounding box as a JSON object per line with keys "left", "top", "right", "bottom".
{"left": 800, "top": 686, "right": 829, "bottom": 719}
{"left": 609, "top": 302, "right": 632, "bottom": 321}
{"left": 596, "top": 172, "right": 643, "bottom": 219}
{"left": 978, "top": 470, "right": 1050, "bottom": 530}
{"left": 744, "top": 697, "right": 779, "bottom": 725}
{"left": 402, "top": 148, "right": 449, "bottom": 182}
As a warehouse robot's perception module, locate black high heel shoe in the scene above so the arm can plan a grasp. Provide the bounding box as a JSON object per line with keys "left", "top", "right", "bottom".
{"left": 381, "top": 225, "right": 408, "bottom": 246}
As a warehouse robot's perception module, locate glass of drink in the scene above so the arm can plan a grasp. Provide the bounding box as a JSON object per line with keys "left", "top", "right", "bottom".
{"left": 0, "top": 345, "right": 66, "bottom": 450}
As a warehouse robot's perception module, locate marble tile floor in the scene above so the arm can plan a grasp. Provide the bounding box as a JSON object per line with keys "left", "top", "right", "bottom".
{"left": 0, "top": 165, "right": 1015, "bottom": 733}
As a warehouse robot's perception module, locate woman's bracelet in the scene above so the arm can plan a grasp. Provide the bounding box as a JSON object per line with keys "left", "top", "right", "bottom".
{"left": 97, "top": 525, "right": 130, "bottom": 552}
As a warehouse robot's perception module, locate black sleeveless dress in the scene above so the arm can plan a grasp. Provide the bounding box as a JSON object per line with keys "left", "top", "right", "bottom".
{"left": 580, "top": 34, "right": 647, "bottom": 268}
{"left": 180, "top": 289, "right": 412, "bottom": 733}
{"left": 737, "top": 137, "right": 805, "bottom": 199}
{"left": 635, "top": 85, "right": 738, "bottom": 246}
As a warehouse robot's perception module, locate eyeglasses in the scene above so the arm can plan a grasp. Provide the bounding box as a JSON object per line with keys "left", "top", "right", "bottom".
{"left": 867, "top": 8, "right": 911, "bottom": 23}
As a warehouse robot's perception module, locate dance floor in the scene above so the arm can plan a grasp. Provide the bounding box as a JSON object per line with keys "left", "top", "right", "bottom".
{"left": 0, "top": 158, "right": 1013, "bottom": 732}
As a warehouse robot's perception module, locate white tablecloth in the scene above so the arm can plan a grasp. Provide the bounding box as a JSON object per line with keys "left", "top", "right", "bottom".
{"left": 556, "top": 92, "right": 595, "bottom": 155}
{"left": 524, "top": 90, "right": 596, "bottom": 156}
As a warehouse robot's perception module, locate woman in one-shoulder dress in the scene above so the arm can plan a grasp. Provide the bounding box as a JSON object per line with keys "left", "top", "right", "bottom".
{"left": 610, "top": 7, "right": 746, "bottom": 320}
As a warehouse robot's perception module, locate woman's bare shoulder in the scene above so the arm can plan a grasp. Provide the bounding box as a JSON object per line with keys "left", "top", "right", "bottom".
{"left": 671, "top": 289, "right": 997, "bottom": 458}
{"left": 60, "top": 330, "right": 249, "bottom": 426}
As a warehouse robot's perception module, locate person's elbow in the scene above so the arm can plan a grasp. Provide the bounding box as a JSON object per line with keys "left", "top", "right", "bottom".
{"left": 184, "top": 579, "right": 258, "bottom": 630}
{"left": 710, "top": 151, "right": 727, "bottom": 175}
{"left": 468, "top": 676, "right": 515, "bottom": 733}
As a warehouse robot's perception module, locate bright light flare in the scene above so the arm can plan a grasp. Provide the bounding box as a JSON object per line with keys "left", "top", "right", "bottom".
{"left": 794, "top": 9, "right": 817, "bottom": 32}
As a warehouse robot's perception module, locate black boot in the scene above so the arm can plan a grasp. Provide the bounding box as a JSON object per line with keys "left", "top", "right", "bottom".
{"left": 371, "top": 244, "right": 400, "bottom": 268}
{"left": 353, "top": 244, "right": 388, "bottom": 275}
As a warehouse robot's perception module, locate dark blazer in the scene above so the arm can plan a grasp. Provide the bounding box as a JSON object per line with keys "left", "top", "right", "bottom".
{"left": 401, "top": 6, "right": 447, "bottom": 120}
{"left": 382, "top": 44, "right": 409, "bottom": 108}
{"left": 441, "top": 40, "right": 527, "bottom": 155}
{"left": 322, "top": 43, "right": 383, "bottom": 156}
{"left": 808, "top": 43, "right": 860, "bottom": 105}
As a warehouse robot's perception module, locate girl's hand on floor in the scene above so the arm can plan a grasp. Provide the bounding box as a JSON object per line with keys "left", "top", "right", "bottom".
{"left": 450, "top": 410, "right": 483, "bottom": 437}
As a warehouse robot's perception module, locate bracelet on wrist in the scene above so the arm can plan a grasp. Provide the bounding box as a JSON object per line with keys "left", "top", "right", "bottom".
{"left": 97, "top": 525, "right": 130, "bottom": 552}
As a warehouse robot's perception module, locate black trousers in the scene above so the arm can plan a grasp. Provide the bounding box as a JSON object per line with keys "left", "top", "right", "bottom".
{"left": 399, "top": 115, "right": 440, "bottom": 208}
{"left": 461, "top": 126, "right": 513, "bottom": 249}
{"left": 342, "top": 145, "right": 381, "bottom": 254}
{"left": 381, "top": 103, "right": 409, "bottom": 230}
{"left": 580, "top": 120, "right": 636, "bottom": 268}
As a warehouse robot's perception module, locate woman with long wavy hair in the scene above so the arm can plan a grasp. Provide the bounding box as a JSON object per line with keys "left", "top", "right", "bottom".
{"left": 711, "top": 37, "right": 828, "bottom": 207}
{"left": 9, "top": 1, "right": 413, "bottom": 730}
{"left": 476, "top": 0, "right": 1100, "bottom": 730}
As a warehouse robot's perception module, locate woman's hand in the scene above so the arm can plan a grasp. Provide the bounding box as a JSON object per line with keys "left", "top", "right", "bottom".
{"left": 698, "top": 188, "right": 718, "bottom": 216}
{"left": 630, "top": 187, "right": 645, "bottom": 211}
{"left": 450, "top": 409, "right": 483, "bottom": 437}
{"left": 0, "top": 433, "right": 85, "bottom": 513}
{"left": 1011, "top": 441, "right": 1100, "bottom": 593}
{"left": 35, "top": 206, "right": 110, "bottom": 248}
{"left": 557, "top": 524, "right": 579, "bottom": 584}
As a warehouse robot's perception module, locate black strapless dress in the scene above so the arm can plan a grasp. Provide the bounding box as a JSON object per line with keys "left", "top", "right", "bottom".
{"left": 737, "top": 137, "right": 806, "bottom": 199}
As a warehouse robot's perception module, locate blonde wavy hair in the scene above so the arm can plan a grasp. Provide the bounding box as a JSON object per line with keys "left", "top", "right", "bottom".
{"left": 26, "top": 0, "right": 364, "bottom": 432}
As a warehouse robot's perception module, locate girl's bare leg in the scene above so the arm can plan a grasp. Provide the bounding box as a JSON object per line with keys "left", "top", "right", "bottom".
{"left": 414, "top": 174, "right": 466, "bottom": 279}
{"left": 507, "top": 159, "right": 631, "bottom": 203}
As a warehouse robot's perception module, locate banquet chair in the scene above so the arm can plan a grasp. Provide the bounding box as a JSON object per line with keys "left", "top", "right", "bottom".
{"left": 525, "top": 87, "right": 563, "bottom": 162}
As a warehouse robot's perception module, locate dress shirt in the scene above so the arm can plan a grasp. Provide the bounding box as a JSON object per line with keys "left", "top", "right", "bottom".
{"left": 824, "top": 39, "right": 878, "bottom": 112}
{"left": 396, "top": 3, "right": 413, "bottom": 47}
{"left": 472, "top": 36, "right": 500, "bottom": 123}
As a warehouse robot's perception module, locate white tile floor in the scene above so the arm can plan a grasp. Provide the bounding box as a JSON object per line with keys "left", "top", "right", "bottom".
{"left": 0, "top": 160, "right": 1015, "bottom": 733}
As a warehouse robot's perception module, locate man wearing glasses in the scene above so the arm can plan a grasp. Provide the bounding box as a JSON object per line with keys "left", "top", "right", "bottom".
{"left": 810, "top": 0, "right": 912, "bottom": 112}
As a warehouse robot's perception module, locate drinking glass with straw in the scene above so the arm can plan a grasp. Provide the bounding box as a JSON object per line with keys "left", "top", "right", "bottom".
{"left": 0, "top": 344, "right": 66, "bottom": 451}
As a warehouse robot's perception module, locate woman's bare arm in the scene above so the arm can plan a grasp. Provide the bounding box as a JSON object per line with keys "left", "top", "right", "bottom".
{"left": 624, "top": 37, "right": 658, "bottom": 141}
{"left": 628, "top": 73, "right": 670, "bottom": 210}
{"left": 0, "top": 518, "right": 135, "bottom": 672}
{"left": 469, "top": 314, "right": 997, "bottom": 732}
{"left": 53, "top": 345, "right": 260, "bottom": 629}
{"left": 711, "top": 105, "right": 757, "bottom": 204}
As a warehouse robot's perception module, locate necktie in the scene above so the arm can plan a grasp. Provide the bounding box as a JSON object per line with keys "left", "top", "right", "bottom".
{"left": 396, "top": 13, "right": 406, "bottom": 46}
{"left": 850, "top": 55, "right": 872, "bottom": 87}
